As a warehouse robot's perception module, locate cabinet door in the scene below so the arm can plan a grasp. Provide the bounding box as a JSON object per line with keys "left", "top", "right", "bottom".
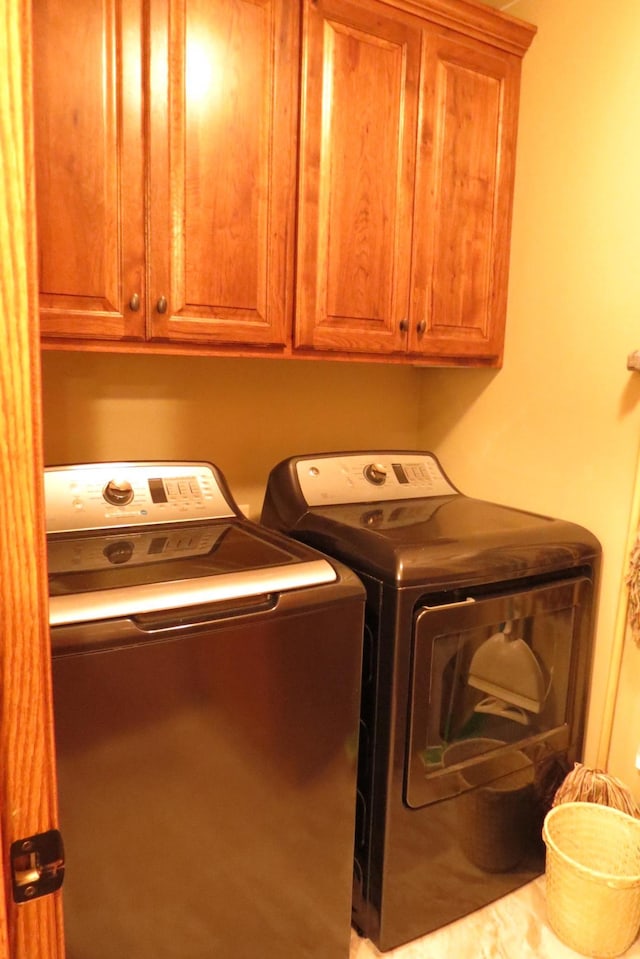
{"left": 148, "top": 0, "right": 298, "bottom": 347}
{"left": 33, "top": 0, "right": 146, "bottom": 341}
{"left": 296, "top": 0, "right": 420, "bottom": 355}
{"left": 410, "top": 31, "right": 522, "bottom": 362}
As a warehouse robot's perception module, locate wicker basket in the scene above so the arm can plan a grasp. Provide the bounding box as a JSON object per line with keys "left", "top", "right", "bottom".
{"left": 444, "top": 738, "right": 534, "bottom": 872}
{"left": 543, "top": 802, "right": 640, "bottom": 957}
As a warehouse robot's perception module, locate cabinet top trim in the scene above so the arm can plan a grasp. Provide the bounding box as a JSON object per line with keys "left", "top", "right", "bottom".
{"left": 380, "top": 0, "right": 537, "bottom": 56}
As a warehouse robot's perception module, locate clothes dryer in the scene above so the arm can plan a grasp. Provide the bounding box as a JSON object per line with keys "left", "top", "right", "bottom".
{"left": 261, "top": 450, "right": 601, "bottom": 951}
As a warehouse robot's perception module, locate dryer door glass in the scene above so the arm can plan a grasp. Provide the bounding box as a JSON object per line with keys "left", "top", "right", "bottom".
{"left": 405, "top": 575, "right": 593, "bottom": 809}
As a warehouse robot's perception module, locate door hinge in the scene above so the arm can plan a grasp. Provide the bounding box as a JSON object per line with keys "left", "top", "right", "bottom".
{"left": 10, "top": 829, "right": 65, "bottom": 903}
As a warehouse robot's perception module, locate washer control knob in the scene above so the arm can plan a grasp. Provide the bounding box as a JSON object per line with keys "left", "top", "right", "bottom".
{"left": 103, "top": 540, "right": 135, "bottom": 565}
{"left": 364, "top": 463, "right": 387, "bottom": 486}
{"left": 103, "top": 478, "right": 134, "bottom": 506}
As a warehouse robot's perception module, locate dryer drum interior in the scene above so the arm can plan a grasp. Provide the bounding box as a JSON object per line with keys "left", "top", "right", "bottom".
{"left": 261, "top": 450, "right": 601, "bottom": 952}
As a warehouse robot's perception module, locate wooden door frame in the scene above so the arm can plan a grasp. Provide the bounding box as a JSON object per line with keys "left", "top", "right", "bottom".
{"left": 0, "top": 2, "right": 63, "bottom": 956}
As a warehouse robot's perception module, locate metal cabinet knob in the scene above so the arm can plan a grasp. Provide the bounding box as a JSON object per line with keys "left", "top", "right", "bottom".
{"left": 129, "top": 293, "right": 140, "bottom": 312}
{"left": 156, "top": 296, "right": 168, "bottom": 314}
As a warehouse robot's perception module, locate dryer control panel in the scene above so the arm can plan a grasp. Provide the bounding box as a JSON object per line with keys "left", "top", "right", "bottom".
{"left": 294, "top": 452, "right": 458, "bottom": 507}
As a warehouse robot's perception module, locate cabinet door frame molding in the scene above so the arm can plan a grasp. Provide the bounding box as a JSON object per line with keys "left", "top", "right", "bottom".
{"left": 1, "top": 1, "right": 63, "bottom": 956}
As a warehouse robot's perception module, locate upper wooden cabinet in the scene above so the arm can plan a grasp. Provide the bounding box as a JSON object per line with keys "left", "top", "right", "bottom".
{"left": 409, "top": 29, "right": 523, "bottom": 361}
{"left": 296, "top": 0, "right": 536, "bottom": 364}
{"left": 33, "top": 0, "right": 146, "bottom": 341}
{"left": 147, "top": 0, "right": 298, "bottom": 347}
{"left": 295, "top": 0, "right": 422, "bottom": 355}
{"left": 33, "top": 0, "right": 299, "bottom": 348}
{"left": 34, "top": 0, "right": 535, "bottom": 365}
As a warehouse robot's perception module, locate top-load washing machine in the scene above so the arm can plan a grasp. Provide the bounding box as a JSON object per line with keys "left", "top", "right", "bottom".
{"left": 46, "top": 461, "right": 365, "bottom": 959}
{"left": 261, "top": 450, "right": 601, "bottom": 952}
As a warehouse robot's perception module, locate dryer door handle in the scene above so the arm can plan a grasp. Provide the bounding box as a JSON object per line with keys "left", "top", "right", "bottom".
{"left": 421, "top": 597, "right": 476, "bottom": 611}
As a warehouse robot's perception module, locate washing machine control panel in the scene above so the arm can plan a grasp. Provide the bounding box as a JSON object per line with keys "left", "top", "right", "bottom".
{"left": 295, "top": 452, "right": 458, "bottom": 506}
{"left": 45, "top": 462, "right": 236, "bottom": 533}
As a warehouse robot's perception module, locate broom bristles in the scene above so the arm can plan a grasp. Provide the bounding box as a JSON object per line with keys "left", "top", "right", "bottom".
{"left": 552, "top": 762, "right": 640, "bottom": 817}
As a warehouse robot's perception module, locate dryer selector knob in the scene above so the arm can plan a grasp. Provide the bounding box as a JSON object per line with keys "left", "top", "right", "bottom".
{"left": 364, "top": 463, "right": 387, "bottom": 486}
{"left": 103, "top": 478, "right": 135, "bottom": 506}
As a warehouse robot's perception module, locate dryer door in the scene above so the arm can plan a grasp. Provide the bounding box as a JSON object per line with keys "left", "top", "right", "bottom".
{"left": 405, "top": 575, "right": 593, "bottom": 809}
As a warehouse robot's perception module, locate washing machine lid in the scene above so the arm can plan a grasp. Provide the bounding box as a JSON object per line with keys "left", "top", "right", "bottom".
{"left": 261, "top": 451, "right": 601, "bottom": 588}
{"left": 47, "top": 520, "right": 337, "bottom": 626}
{"left": 46, "top": 461, "right": 337, "bottom": 625}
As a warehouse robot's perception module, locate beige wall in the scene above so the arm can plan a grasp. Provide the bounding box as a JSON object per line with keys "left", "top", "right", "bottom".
{"left": 41, "top": 351, "right": 424, "bottom": 516}
{"left": 40, "top": 0, "right": 640, "bottom": 792}
{"left": 417, "top": 0, "right": 640, "bottom": 784}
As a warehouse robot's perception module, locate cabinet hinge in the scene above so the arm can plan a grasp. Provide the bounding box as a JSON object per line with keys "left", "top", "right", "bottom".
{"left": 10, "top": 829, "right": 65, "bottom": 903}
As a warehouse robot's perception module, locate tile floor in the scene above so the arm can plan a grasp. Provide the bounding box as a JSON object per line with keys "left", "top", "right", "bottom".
{"left": 348, "top": 877, "right": 640, "bottom": 958}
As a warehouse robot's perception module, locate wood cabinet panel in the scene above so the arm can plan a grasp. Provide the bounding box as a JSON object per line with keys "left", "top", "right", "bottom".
{"left": 296, "top": 0, "right": 534, "bottom": 365}
{"left": 1, "top": 2, "right": 64, "bottom": 955}
{"left": 33, "top": 0, "right": 145, "bottom": 340}
{"left": 295, "top": 0, "right": 420, "bottom": 354}
{"left": 410, "top": 31, "right": 521, "bottom": 359}
{"left": 35, "top": 0, "right": 534, "bottom": 365}
{"left": 148, "top": 0, "right": 298, "bottom": 346}
{"left": 184, "top": 1, "right": 264, "bottom": 308}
